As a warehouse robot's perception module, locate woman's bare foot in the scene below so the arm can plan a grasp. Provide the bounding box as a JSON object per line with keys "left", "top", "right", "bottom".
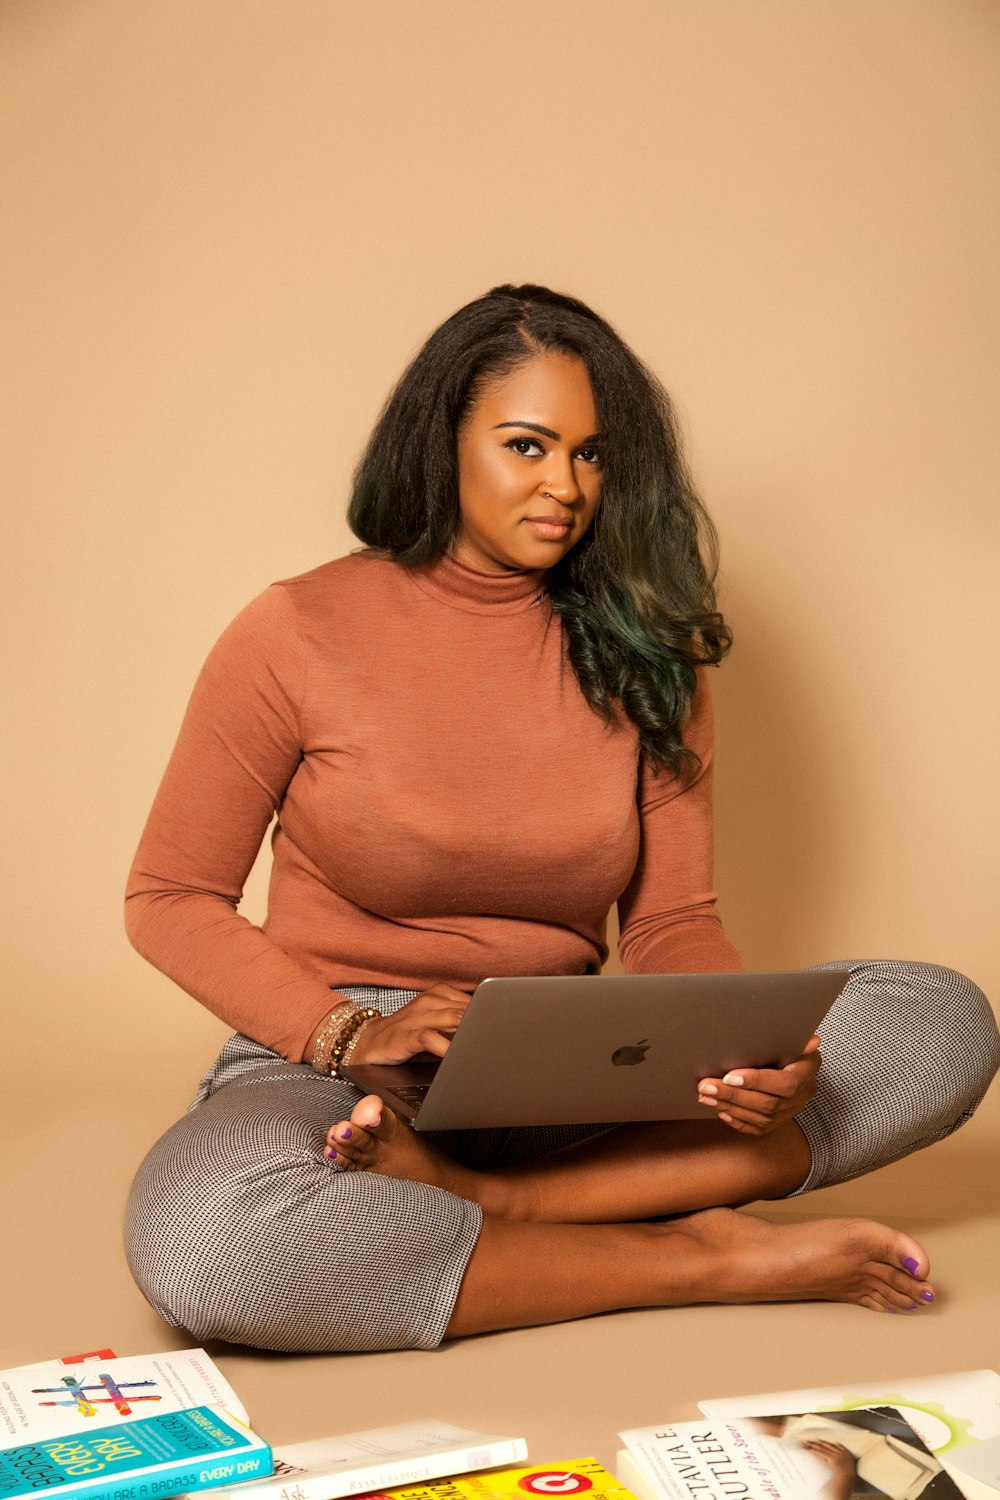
{"left": 326, "top": 1102, "right": 937, "bottom": 1316}
{"left": 325, "top": 1095, "right": 518, "bottom": 1216}
{"left": 656, "top": 1207, "right": 935, "bottom": 1313}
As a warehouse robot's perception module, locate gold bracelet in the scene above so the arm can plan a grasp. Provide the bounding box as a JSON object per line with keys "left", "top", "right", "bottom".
{"left": 340, "top": 1015, "right": 378, "bottom": 1071}
{"left": 309, "top": 1000, "right": 359, "bottom": 1075}
{"left": 328, "top": 1007, "right": 381, "bottom": 1078}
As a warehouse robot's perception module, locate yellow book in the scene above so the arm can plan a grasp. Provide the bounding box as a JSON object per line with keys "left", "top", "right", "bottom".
{"left": 370, "top": 1458, "right": 637, "bottom": 1500}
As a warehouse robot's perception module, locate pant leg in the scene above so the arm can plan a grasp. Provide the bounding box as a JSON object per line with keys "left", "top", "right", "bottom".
{"left": 126, "top": 988, "right": 484, "bottom": 1354}
{"left": 124, "top": 1055, "right": 482, "bottom": 1353}
{"left": 790, "top": 959, "right": 1000, "bottom": 1195}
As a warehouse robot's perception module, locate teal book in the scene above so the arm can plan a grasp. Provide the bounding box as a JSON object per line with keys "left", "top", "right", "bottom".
{"left": 0, "top": 1405, "right": 272, "bottom": 1500}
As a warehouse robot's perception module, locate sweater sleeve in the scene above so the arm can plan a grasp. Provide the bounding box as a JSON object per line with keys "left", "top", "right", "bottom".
{"left": 616, "top": 670, "right": 744, "bottom": 975}
{"left": 124, "top": 585, "right": 340, "bottom": 1060}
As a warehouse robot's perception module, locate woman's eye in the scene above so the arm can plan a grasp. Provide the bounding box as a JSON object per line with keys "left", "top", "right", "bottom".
{"left": 577, "top": 447, "right": 603, "bottom": 467}
{"left": 504, "top": 437, "right": 543, "bottom": 457}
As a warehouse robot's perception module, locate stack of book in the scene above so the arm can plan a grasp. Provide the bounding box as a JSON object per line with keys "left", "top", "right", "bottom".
{"left": 0, "top": 1348, "right": 623, "bottom": 1500}
{"left": 2, "top": 1348, "right": 998, "bottom": 1500}
{"left": 618, "top": 1369, "right": 1000, "bottom": 1500}
{"left": 0, "top": 1349, "right": 268, "bottom": 1500}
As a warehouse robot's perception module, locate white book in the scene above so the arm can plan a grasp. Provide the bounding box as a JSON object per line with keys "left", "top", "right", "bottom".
{"left": 0, "top": 1350, "right": 249, "bottom": 1448}
{"left": 619, "top": 1409, "right": 968, "bottom": 1500}
{"left": 699, "top": 1369, "right": 1000, "bottom": 1449}
{"left": 201, "top": 1419, "right": 528, "bottom": 1500}
{"left": 698, "top": 1369, "right": 1000, "bottom": 1499}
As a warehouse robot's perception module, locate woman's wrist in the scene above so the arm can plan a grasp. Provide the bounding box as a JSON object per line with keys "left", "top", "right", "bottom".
{"left": 307, "top": 1001, "right": 382, "bottom": 1076}
{"left": 339, "top": 1014, "right": 380, "bottom": 1069}
{"left": 307, "top": 1000, "right": 359, "bottom": 1073}
{"left": 326, "top": 1007, "right": 381, "bottom": 1077}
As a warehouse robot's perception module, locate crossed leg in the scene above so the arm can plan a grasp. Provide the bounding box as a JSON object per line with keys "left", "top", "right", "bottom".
{"left": 324, "top": 1096, "right": 935, "bottom": 1329}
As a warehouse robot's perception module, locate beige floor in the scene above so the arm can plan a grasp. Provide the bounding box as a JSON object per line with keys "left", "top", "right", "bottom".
{"left": 3, "top": 1042, "right": 998, "bottom": 1470}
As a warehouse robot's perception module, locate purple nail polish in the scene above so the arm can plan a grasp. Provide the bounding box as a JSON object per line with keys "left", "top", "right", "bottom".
{"left": 920, "top": 1290, "right": 934, "bottom": 1303}
{"left": 340, "top": 1126, "right": 353, "bottom": 1139}
{"left": 902, "top": 1257, "right": 920, "bottom": 1275}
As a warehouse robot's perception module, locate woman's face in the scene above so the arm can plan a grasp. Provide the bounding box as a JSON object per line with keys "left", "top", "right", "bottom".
{"left": 453, "top": 351, "right": 603, "bottom": 574}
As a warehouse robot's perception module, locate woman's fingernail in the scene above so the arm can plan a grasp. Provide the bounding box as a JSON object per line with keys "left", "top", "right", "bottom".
{"left": 723, "top": 1073, "right": 744, "bottom": 1087}
{"left": 902, "top": 1257, "right": 920, "bottom": 1275}
{"left": 700, "top": 1083, "right": 718, "bottom": 1098}
{"left": 921, "top": 1290, "right": 934, "bottom": 1303}
{"left": 719, "top": 1112, "right": 733, "bottom": 1123}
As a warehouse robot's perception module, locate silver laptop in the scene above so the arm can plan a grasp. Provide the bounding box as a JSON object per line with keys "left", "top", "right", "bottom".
{"left": 343, "top": 969, "right": 847, "bottom": 1131}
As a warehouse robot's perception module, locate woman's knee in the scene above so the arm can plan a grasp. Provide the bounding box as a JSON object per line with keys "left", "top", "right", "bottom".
{"left": 791, "top": 960, "right": 998, "bottom": 1191}
{"left": 124, "top": 1086, "right": 481, "bottom": 1353}
{"left": 125, "top": 1092, "right": 327, "bottom": 1347}
{"left": 825, "top": 958, "right": 1000, "bottom": 1120}
{"left": 860, "top": 959, "right": 994, "bottom": 1078}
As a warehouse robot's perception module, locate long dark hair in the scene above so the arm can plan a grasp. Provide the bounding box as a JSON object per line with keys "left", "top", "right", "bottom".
{"left": 348, "top": 284, "right": 732, "bottom": 774}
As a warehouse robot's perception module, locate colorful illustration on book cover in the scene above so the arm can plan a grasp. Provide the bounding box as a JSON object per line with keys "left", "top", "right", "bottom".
{"left": 30, "top": 1376, "right": 162, "bottom": 1419}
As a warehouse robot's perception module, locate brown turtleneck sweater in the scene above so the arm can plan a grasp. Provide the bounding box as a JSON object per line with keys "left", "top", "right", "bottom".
{"left": 125, "top": 551, "right": 743, "bottom": 1060}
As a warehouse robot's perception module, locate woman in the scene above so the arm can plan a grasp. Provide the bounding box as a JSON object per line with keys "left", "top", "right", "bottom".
{"left": 125, "top": 284, "right": 999, "bottom": 1353}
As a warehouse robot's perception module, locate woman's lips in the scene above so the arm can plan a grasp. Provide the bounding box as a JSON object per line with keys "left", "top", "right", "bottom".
{"left": 524, "top": 517, "right": 572, "bottom": 539}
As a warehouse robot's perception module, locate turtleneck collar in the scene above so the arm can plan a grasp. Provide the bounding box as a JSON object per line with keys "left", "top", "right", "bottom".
{"left": 408, "top": 551, "right": 549, "bottom": 616}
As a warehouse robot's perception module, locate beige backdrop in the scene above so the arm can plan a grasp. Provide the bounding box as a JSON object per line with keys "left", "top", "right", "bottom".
{"left": 4, "top": 0, "right": 999, "bottom": 1110}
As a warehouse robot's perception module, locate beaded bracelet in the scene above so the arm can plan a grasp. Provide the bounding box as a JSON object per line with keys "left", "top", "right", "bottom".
{"left": 327, "top": 1006, "right": 381, "bottom": 1079}
{"left": 308, "top": 1000, "right": 359, "bottom": 1075}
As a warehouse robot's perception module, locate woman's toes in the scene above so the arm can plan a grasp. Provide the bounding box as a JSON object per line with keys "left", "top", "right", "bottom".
{"left": 324, "top": 1119, "right": 364, "bottom": 1168}
{"left": 857, "top": 1251, "right": 934, "bottom": 1313}
{"left": 350, "top": 1094, "right": 385, "bottom": 1131}
{"left": 879, "top": 1278, "right": 928, "bottom": 1312}
{"left": 323, "top": 1097, "right": 395, "bottom": 1169}
{"left": 899, "top": 1247, "right": 930, "bottom": 1281}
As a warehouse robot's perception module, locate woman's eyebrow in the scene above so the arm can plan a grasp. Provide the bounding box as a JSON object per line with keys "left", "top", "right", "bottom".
{"left": 492, "top": 421, "right": 604, "bottom": 443}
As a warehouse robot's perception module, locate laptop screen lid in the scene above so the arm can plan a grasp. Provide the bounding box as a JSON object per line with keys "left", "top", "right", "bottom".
{"left": 344, "top": 969, "right": 847, "bottom": 1131}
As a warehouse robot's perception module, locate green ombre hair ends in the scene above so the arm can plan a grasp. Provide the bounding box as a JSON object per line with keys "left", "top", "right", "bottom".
{"left": 348, "top": 284, "right": 732, "bottom": 774}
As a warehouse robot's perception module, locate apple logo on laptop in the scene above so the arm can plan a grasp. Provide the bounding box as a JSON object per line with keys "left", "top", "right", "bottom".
{"left": 612, "top": 1039, "right": 650, "bottom": 1067}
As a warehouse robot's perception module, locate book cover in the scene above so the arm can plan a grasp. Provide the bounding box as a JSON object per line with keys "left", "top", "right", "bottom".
{"left": 0, "top": 1404, "right": 271, "bottom": 1500}
{"left": 0, "top": 1352, "right": 249, "bottom": 1446}
{"left": 201, "top": 1420, "right": 528, "bottom": 1500}
{"left": 369, "top": 1457, "right": 634, "bottom": 1500}
{"left": 619, "top": 1405, "right": 967, "bottom": 1500}
{"left": 699, "top": 1370, "right": 1000, "bottom": 1456}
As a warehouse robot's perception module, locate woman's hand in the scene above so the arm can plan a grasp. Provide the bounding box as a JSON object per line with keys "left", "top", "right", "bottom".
{"left": 803, "top": 1441, "right": 857, "bottom": 1478}
{"left": 697, "top": 1033, "right": 822, "bottom": 1135}
{"left": 350, "top": 984, "right": 472, "bottom": 1065}
{"left": 803, "top": 1441, "right": 858, "bottom": 1500}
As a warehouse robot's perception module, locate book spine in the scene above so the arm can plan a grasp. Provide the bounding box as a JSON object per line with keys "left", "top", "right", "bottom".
{"left": 614, "top": 1450, "right": 660, "bottom": 1500}
{"left": 232, "top": 1437, "right": 530, "bottom": 1500}
{"left": 341, "top": 1438, "right": 530, "bottom": 1496}
{"left": 30, "top": 1447, "right": 272, "bottom": 1500}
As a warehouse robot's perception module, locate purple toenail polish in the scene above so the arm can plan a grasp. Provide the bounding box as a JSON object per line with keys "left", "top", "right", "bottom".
{"left": 341, "top": 1126, "right": 353, "bottom": 1139}
{"left": 921, "top": 1290, "right": 934, "bottom": 1302}
{"left": 902, "top": 1257, "right": 920, "bottom": 1275}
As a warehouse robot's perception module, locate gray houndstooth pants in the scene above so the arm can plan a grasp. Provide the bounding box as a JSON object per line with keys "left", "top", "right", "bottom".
{"left": 124, "top": 959, "right": 999, "bottom": 1353}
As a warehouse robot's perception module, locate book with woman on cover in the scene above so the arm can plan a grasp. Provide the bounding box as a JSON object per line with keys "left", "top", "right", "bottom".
{"left": 619, "top": 1405, "right": 966, "bottom": 1500}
